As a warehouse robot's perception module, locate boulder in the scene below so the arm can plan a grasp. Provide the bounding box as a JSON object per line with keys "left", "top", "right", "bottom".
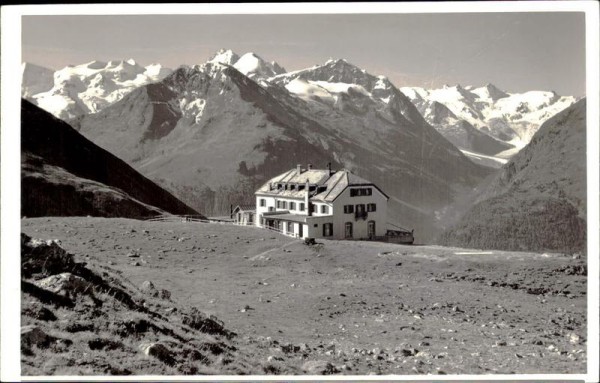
{"left": 140, "top": 280, "right": 158, "bottom": 296}
{"left": 301, "top": 360, "right": 338, "bottom": 374}
{"left": 139, "top": 342, "right": 176, "bottom": 366}
{"left": 22, "top": 325, "right": 54, "bottom": 348}
{"left": 35, "top": 273, "right": 92, "bottom": 296}
{"left": 159, "top": 289, "right": 171, "bottom": 300}
{"left": 21, "top": 234, "right": 75, "bottom": 278}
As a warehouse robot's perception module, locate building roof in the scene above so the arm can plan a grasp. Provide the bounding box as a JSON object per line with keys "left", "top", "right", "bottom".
{"left": 255, "top": 167, "right": 388, "bottom": 202}
{"left": 233, "top": 204, "right": 255, "bottom": 213}
{"left": 264, "top": 213, "right": 308, "bottom": 223}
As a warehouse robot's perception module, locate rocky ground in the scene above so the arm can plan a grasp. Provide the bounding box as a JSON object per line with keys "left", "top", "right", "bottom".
{"left": 20, "top": 217, "right": 587, "bottom": 375}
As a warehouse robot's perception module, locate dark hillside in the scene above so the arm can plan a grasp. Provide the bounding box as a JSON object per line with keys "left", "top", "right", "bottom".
{"left": 21, "top": 99, "right": 201, "bottom": 219}
{"left": 438, "top": 99, "right": 586, "bottom": 253}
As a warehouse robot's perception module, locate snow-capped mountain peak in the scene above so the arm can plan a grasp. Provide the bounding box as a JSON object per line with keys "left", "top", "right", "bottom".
{"left": 204, "top": 49, "right": 285, "bottom": 80}
{"left": 400, "top": 82, "right": 577, "bottom": 163}
{"left": 233, "top": 52, "right": 286, "bottom": 79}
{"left": 472, "top": 83, "right": 509, "bottom": 101}
{"left": 207, "top": 49, "right": 240, "bottom": 65}
{"left": 27, "top": 59, "right": 173, "bottom": 120}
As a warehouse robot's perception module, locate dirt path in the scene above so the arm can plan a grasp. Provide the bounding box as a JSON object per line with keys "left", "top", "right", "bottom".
{"left": 21, "top": 217, "right": 587, "bottom": 375}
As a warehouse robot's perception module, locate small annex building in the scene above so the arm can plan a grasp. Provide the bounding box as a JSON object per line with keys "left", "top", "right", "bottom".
{"left": 231, "top": 204, "right": 256, "bottom": 226}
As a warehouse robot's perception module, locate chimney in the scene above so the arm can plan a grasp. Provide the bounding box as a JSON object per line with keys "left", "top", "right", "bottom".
{"left": 327, "top": 162, "right": 332, "bottom": 174}
{"left": 305, "top": 179, "right": 311, "bottom": 216}
{"left": 296, "top": 164, "right": 302, "bottom": 174}
{"left": 308, "top": 163, "right": 313, "bottom": 170}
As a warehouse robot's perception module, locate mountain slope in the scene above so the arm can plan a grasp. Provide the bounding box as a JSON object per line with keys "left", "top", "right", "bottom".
{"left": 437, "top": 99, "right": 586, "bottom": 252}
{"left": 25, "top": 60, "right": 172, "bottom": 121}
{"left": 75, "top": 54, "right": 491, "bottom": 239}
{"left": 21, "top": 99, "right": 200, "bottom": 219}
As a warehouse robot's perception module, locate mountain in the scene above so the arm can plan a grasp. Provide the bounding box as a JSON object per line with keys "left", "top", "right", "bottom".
{"left": 25, "top": 59, "right": 172, "bottom": 121}
{"left": 401, "top": 84, "right": 577, "bottom": 166}
{"left": 234, "top": 52, "right": 286, "bottom": 79}
{"left": 437, "top": 99, "right": 586, "bottom": 253}
{"left": 21, "top": 99, "right": 201, "bottom": 219}
{"left": 207, "top": 48, "right": 240, "bottom": 65}
{"left": 21, "top": 63, "right": 55, "bottom": 99}
{"left": 208, "top": 49, "right": 286, "bottom": 80}
{"left": 74, "top": 51, "right": 491, "bottom": 240}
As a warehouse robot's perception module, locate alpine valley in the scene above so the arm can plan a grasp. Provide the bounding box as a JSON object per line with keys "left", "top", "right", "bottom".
{"left": 21, "top": 49, "right": 578, "bottom": 241}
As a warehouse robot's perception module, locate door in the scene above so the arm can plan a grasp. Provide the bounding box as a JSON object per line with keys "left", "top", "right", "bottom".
{"left": 345, "top": 222, "right": 353, "bottom": 239}
{"left": 298, "top": 223, "right": 303, "bottom": 238}
{"left": 368, "top": 220, "right": 376, "bottom": 239}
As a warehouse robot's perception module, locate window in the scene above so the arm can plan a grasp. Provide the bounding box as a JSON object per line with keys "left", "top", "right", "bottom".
{"left": 368, "top": 221, "right": 376, "bottom": 239}
{"left": 355, "top": 204, "right": 367, "bottom": 220}
{"left": 298, "top": 185, "right": 305, "bottom": 191}
{"left": 309, "top": 186, "right": 316, "bottom": 192}
{"left": 249, "top": 213, "right": 254, "bottom": 223}
{"left": 350, "top": 188, "right": 373, "bottom": 197}
{"left": 321, "top": 205, "right": 329, "bottom": 214}
{"left": 344, "top": 205, "right": 354, "bottom": 214}
{"left": 287, "top": 221, "right": 293, "bottom": 233}
{"left": 314, "top": 224, "right": 318, "bottom": 228}
{"left": 260, "top": 199, "right": 266, "bottom": 207}
{"left": 299, "top": 203, "right": 305, "bottom": 211}
{"left": 323, "top": 223, "right": 333, "bottom": 237}
{"left": 282, "top": 201, "right": 287, "bottom": 209}
{"left": 268, "top": 207, "right": 275, "bottom": 212}
{"left": 367, "top": 203, "right": 376, "bottom": 212}
{"left": 345, "top": 222, "right": 353, "bottom": 239}
{"left": 290, "top": 202, "right": 296, "bottom": 210}
{"left": 277, "top": 183, "right": 283, "bottom": 190}
{"left": 290, "top": 184, "right": 296, "bottom": 191}
{"left": 276, "top": 201, "right": 281, "bottom": 209}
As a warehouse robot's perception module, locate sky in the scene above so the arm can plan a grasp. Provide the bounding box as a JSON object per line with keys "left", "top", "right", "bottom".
{"left": 21, "top": 12, "right": 586, "bottom": 96}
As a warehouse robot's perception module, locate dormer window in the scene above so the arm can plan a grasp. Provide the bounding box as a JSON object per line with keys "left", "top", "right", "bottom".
{"left": 277, "top": 183, "right": 283, "bottom": 190}
{"left": 298, "top": 185, "right": 305, "bottom": 191}
{"left": 350, "top": 187, "right": 372, "bottom": 197}
{"left": 290, "top": 184, "right": 296, "bottom": 191}
{"left": 309, "top": 185, "right": 316, "bottom": 192}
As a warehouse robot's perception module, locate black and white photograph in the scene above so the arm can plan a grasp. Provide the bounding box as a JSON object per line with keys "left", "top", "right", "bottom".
{"left": 1, "top": 1, "right": 599, "bottom": 381}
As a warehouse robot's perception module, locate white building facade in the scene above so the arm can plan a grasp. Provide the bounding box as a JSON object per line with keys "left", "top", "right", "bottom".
{"left": 255, "top": 164, "right": 388, "bottom": 240}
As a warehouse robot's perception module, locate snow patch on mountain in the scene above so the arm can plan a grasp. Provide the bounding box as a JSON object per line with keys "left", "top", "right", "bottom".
{"left": 401, "top": 83, "right": 577, "bottom": 159}
{"left": 26, "top": 60, "right": 173, "bottom": 120}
